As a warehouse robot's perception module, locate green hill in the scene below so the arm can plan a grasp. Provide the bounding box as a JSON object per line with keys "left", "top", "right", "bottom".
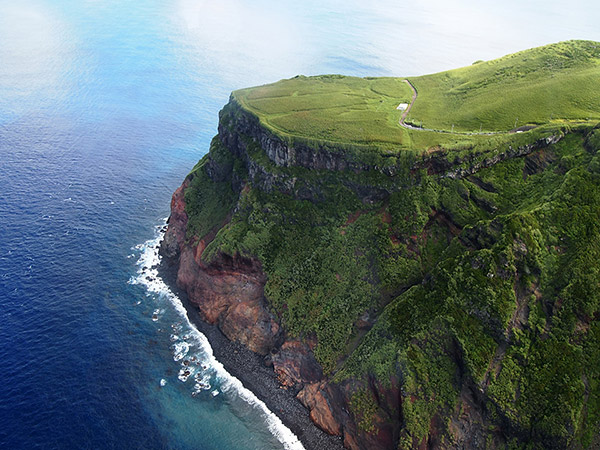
{"left": 234, "top": 40, "right": 600, "bottom": 152}
{"left": 234, "top": 75, "right": 414, "bottom": 149}
{"left": 408, "top": 40, "right": 600, "bottom": 132}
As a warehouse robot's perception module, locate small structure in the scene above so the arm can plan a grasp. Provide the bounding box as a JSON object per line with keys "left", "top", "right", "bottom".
{"left": 396, "top": 103, "right": 409, "bottom": 111}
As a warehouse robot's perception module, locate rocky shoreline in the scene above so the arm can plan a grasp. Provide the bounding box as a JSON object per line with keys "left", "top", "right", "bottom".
{"left": 158, "top": 251, "right": 345, "bottom": 450}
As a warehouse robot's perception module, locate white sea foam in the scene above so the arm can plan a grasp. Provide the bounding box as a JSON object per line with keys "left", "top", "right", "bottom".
{"left": 129, "top": 222, "right": 305, "bottom": 450}
{"left": 172, "top": 341, "right": 190, "bottom": 361}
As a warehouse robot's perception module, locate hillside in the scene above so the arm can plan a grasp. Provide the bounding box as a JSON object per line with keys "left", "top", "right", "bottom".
{"left": 161, "top": 41, "right": 600, "bottom": 449}
{"left": 407, "top": 40, "right": 600, "bottom": 132}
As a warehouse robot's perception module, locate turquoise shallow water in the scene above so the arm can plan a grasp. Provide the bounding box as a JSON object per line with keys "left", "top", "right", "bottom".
{"left": 0, "top": 1, "right": 599, "bottom": 448}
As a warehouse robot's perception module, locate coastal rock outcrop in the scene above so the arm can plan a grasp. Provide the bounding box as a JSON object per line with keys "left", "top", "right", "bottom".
{"left": 272, "top": 340, "right": 323, "bottom": 388}
{"left": 161, "top": 178, "right": 189, "bottom": 259}
{"left": 219, "top": 99, "right": 370, "bottom": 173}
{"left": 173, "top": 242, "right": 280, "bottom": 355}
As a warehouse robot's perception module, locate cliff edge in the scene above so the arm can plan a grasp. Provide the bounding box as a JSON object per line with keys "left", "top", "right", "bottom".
{"left": 161, "top": 41, "right": 600, "bottom": 450}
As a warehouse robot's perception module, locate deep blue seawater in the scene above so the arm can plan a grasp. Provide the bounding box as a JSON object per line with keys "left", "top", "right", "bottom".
{"left": 1, "top": 1, "right": 599, "bottom": 448}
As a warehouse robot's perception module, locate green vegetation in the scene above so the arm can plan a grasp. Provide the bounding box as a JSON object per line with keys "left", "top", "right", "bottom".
{"left": 408, "top": 40, "right": 600, "bottom": 132}
{"left": 334, "top": 131, "right": 600, "bottom": 446}
{"left": 235, "top": 75, "right": 413, "bottom": 149}
{"left": 185, "top": 123, "right": 600, "bottom": 447}
{"left": 234, "top": 74, "right": 503, "bottom": 153}
{"left": 203, "top": 165, "right": 383, "bottom": 372}
{"left": 184, "top": 138, "right": 237, "bottom": 239}
{"left": 181, "top": 41, "right": 600, "bottom": 448}
{"left": 350, "top": 388, "right": 380, "bottom": 433}
{"left": 234, "top": 40, "right": 600, "bottom": 152}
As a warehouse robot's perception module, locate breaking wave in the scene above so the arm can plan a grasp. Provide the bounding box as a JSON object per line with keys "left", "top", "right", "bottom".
{"left": 128, "top": 222, "right": 304, "bottom": 450}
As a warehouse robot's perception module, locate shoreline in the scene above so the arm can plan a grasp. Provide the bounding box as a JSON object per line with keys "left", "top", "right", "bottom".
{"left": 157, "top": 250, "right": 345, "bottom": 450}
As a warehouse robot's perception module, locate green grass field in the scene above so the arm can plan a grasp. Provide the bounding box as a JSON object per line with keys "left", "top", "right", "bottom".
{"left": 233, "top": 40, "right": 600, "bottom": 152}
{"left": 234, "top": 75, "right": 414, "bottom": 149}
{"left": 408, "top": 40, "right": 600, "bottom": 132}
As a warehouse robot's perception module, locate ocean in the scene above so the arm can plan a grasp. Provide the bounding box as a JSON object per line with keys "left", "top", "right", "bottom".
{"left": 1, "top": 1, "right": 598, "bottom": 448}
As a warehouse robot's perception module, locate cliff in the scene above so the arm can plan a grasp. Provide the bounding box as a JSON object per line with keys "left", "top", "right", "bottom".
{"left": 161, "top": 42, "right": 600, "bottom": 450}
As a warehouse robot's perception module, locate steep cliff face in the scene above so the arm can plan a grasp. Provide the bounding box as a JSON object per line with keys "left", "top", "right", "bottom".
{"left": 177, "top": 246, "right": 280, "bottom": 355}
{"left": 162, "top": 186, "right": 396, "bottom": 449}
{"left": 162, "top": 93, "right": 600, "bottom": 450}
{"left": 161, "top": 104, "right": 411, "bottom": 448}
{"left": 219, "top": 98, "right": 371, "bottom": 173}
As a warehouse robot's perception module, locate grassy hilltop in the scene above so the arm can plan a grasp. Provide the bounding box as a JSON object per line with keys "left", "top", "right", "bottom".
{"left": 234, "top": 40, "right": 600, "bottom": 151}
{"left": 408, "top": 40, "right": 600, "bottom": 132}
{"left": 181, "top": 41, "right": 600, "bottom": 448}
{"left": 235, "top": 76, "right": 415, "bottom": 148}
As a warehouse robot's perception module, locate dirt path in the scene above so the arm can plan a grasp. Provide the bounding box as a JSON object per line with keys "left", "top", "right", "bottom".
{"left": 399, "top": 79, "right": 418, "bottom": 126}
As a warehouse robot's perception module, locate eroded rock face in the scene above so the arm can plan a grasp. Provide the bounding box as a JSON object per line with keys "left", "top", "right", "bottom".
{"left": 446, "top": 386, "right": 489, "bottom": 449}
{"left": 219, "top": 98, "right": 370, "bottom": 172}
{"left": 161, "top": 176, "right": 281, "bottom": 356}
{"left": 161, "top": 178, "right": 350, "bottom": 443}
{"left": 177, "top": 245, "right": 281, "bottom": 355}
{"left": 161, "top": 159, "right": 426, "bottom": 450}
{"left": 337, "top": 379, "right": 402, "bottom": 450}
{"left": 435, "top": 134, "right": 563, "bottom": 180}
{"left": 297, "top": 382, "right": 342, "bottom": 436}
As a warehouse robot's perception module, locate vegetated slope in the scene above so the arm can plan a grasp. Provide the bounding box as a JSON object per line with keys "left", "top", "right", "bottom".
{"left": 185, "top": 119, "right": 600, "bottom": 449}
{"left": 165, "top": 42, "right": 600, "bottom": 449}
{"left": 407, "top": 40, "right": 600, "bottom": 132}
{"left": 336, "top": 129, "right": 600, "bottom": 448}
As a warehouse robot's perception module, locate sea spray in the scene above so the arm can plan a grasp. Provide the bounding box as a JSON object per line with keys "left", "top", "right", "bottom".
{"left": 129, "top": 222, "right": 305, "bottom": 450}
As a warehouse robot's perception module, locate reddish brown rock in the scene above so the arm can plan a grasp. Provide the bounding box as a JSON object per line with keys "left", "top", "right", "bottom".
{"left": 365, "top": 416, "right": 396, "bottom": 450}
{"left": 445, "top": 384, "right": 498, "bottom": 449}
{"left": 343, "top": 430, "right": 360, "bottom": 450}
{"left": 272, "top": 340, "right": 323, "bottom": 388}
{"left": 297, "top": 383, "right": 342, "bottom": 436}
{"left": 220, "top": 297, "right": 281, "bottom": 355}
{"left": 177, "top": 246, "right": 280, "bottom": 355}
{"left": 338, "top": 379, "right": 401, "bottom": 450}
{"left": 194, "top": 238, "right": 208, "bottom": 262}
